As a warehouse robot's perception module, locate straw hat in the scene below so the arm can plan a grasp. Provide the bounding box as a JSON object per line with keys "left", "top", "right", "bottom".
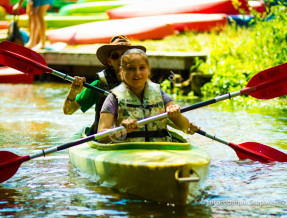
{"left": 96, "top": 35, "right": 146, "bottom": 67}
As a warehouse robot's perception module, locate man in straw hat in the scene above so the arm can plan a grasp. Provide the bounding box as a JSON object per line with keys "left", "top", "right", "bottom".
{"left": 63, "top": 35, "right": 146, "bottom": 134}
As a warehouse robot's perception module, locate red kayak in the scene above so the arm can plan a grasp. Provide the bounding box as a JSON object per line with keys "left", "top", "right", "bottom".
{"left": 107, "top": 0, "right": 251, "bottom": 19}
{"left": 2, "top": 5, "right": 26, "bottom": 15}
{"left": 0, "top": 66, "right": 34, "bottom": 84}
{"left": 248, "top": 1, "right": 266, "bottom": 14}
{"left": 157, "top": 13, "right": 227, "bottom": 32}
{"left": 0, "top": 21, "right": 9, "bottom": 29}
{"left": 47, "top": 17, "right": 175, "bottom": 44}
{"left": 47, "top": 13, "right": 227, "bottom": 44}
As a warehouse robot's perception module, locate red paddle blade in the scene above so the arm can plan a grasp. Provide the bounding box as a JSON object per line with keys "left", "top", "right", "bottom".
{"left": 0, "top": 151, "right": 30, "bottom": 183}
{"left": 239, "top": 142, "right": 287, "bottom": 162}
{"left": 0, "top": 41, "right": 47, "bottom": 66}
{"left": 229, "top": 142, "right": 287, "bottom": 163}
{"left": 0, "top": 49, "right": 51, "bottom": 75}
{"left": 243, "top": 63, "right": 287, "bottom": 99}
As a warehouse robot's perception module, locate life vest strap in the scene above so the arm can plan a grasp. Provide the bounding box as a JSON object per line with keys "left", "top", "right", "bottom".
{"left": 126, "top": 103, "right": 159, "bottom": 112}
{"left": 126, "top": 129, "right": 170, "bottom": 139}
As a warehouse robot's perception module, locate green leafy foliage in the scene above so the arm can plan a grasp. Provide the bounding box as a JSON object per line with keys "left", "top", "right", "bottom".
{"left": 201, "top": 5, "right": 287, "bottom": 97}
{"left": 132, "top": 3, "right": 287, "bottom": 107}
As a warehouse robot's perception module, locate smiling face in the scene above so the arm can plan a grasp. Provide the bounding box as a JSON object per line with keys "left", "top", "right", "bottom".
{"left": 121, "top": 49, "right": 150, "bottom": 93}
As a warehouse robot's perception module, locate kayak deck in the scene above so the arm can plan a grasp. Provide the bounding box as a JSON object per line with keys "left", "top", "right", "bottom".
{"left": 68, "top": 129, "right": 210, "bottom": 205}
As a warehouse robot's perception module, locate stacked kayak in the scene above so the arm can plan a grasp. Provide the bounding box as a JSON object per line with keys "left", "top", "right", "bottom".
{"left": 45, "top": 0, "right": 267, "bottom": 44}
{"left": 152, "top": 14, "right": 227, "bottom": 32}
{"left": 248, "top": 0, "right": 266, "bottom": 14}
{"left": 107, "top": 0, "right": 251, "bottom": 19}
{"left": 59, "top": 0, "right": 129, "bottom": 15}
{"left": 47, "top": 16, "right": 174, "bottom": 44}
{"left": 47, "top": 13, "right": 227, "bottom": 44}
{"left": 10, "top": 13, "right": 108, "bottom": 28}
{"left": 51, "top": 0, "right": 79, "bottom": 9}
{"left": 0, "top": 66, "right": 34, "bottom": 84}
{"left": 0, "top": 21, "right": 8, "bottom": 29}
{"left": 68, "top": 128, "right": 210, "bottom": 205}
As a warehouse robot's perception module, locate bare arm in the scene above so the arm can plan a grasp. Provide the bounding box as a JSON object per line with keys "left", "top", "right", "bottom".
{"left": 98, "top": 113, "right": 139, "bottom": 143}
{"left": 63, "top": 76, "right": 85, "bottom": 115}
{"left": 98, "top": 113, "right": 120, "bottom": 143}
{"left": 98, "top": 100, "right": 193, "bottom": 143}
{"left": 185, "top": 122, "right": 200, "bottom": 135}
{"left": 165, "top": 101, "right": 190, "bottom": 131}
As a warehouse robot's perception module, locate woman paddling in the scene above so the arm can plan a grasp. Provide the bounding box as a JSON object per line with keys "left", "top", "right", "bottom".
{"left": 98, "top": 48, "right": 199, "bottom": 143}
{"left": 63, "top": 35, "right": 146, "bottom": 134}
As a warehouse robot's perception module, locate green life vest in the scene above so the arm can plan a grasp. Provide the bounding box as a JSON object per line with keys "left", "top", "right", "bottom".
{"left": 111, "top": 80, "right": 172, "bottom": 142}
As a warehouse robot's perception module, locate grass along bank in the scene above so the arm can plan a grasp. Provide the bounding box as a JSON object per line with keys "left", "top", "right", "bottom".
{"left": 132, "top": 5, "right": 287, "bottom": 109}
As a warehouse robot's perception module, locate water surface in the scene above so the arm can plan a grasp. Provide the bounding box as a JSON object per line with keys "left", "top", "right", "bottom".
{"left": 0, "top": 83, "right": 286, "bottom": 217}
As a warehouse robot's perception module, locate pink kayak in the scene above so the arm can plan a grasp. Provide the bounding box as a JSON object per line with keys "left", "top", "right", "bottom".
{"left": 107, "top": 0, "right": 251, "bottom": 19}
{"left": 47, "top": 13, "right": 227, "bottom": 44}
{"left": 47, "top": 17, "right": 175, "bottom": 44}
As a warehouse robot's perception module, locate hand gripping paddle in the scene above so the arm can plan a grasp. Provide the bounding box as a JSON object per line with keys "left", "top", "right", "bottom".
{"left": 0, "top": 41, "right": 109, "bottom": 96}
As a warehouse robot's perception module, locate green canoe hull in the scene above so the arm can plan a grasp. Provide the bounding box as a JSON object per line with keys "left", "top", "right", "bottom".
{"left": 68, "top": 130, "right": 210, "bottom": 205}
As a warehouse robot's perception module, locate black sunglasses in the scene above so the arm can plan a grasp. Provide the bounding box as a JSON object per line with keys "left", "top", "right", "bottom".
{"left": 110, "top": 53, "right": 121, "bottom": 60}
{"left": 110, "top": 51, "right": 127, "bottom": 60}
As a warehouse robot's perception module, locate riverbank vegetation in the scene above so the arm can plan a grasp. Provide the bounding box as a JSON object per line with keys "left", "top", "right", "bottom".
{"left": 135, "top": 3, "right": 287, "bottom": 109}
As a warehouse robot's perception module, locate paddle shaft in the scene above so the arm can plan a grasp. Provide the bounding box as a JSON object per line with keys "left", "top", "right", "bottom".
{"left": 0, "top": 81, "right": 286, "bottom": 183}
{"left": 0, "top": 48, "right": 109, "bottom": 96}
{"left": 196, "top": 129, "right": 229, "bottom": 145}
{"left": 1, "top": 44, "right": 286, "bottom": 158}
{"left": 87, "top": 76, "right": 285, "bottom": 143}
{"left": 29, "top": 77, "right": 287, "bottom": 161}
{"left": 51, "top": 69, "right": 109, "bottom": 96}
{"left": 29, "top": 117, "right": 162, "bottom": 159}
{"left": 29, "top": 97, "right": 233, "bottom": 160}
{"left": 29, "top": 134, "right": 100, "bottom": 159}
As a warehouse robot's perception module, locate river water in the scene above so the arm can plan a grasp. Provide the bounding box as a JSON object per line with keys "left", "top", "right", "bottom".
{"left": 0, "top": 83, "right": 286, "bottom": 217}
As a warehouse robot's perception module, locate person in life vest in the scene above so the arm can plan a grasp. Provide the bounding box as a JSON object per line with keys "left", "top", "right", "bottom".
{"left": 63, "top": 35, "right": 146, "bottom": 135}
{"left": 98, "top": 48, "right": 199, "bottom": 143}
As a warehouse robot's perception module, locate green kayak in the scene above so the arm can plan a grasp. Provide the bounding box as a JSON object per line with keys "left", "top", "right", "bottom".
{"left": 59, "top": 1, "right": 128, "bottom": 15}
{"left": 68, "top": 128, "right": 210, "bottom": 205}
{"left": 10, "top": 0, "right": 77, "bottom": 9}
{"left": 6, "top": 13, "right": 108, "bottom": 28}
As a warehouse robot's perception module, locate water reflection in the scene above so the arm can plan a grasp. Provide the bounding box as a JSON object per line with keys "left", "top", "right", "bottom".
{"left": 0, "top": 83, "right": 286, "bottom": 217}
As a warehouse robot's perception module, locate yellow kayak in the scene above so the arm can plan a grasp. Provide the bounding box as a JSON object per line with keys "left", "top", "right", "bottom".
{"left": 68, "top": 128, "right": 210, "bottom": 205}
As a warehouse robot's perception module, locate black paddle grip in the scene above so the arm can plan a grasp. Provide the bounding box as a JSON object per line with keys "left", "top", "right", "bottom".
{"left": 180, "top": 99, "right": 216, "bottom": 113}
{"left": 196, "top": 129, "right": 206, "bottom": 136}
{"left": 57, "top": 135, "right": 95, "bottom": 151}
{"left": 83, "top": 82, "right": 109, "bottom": 96}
